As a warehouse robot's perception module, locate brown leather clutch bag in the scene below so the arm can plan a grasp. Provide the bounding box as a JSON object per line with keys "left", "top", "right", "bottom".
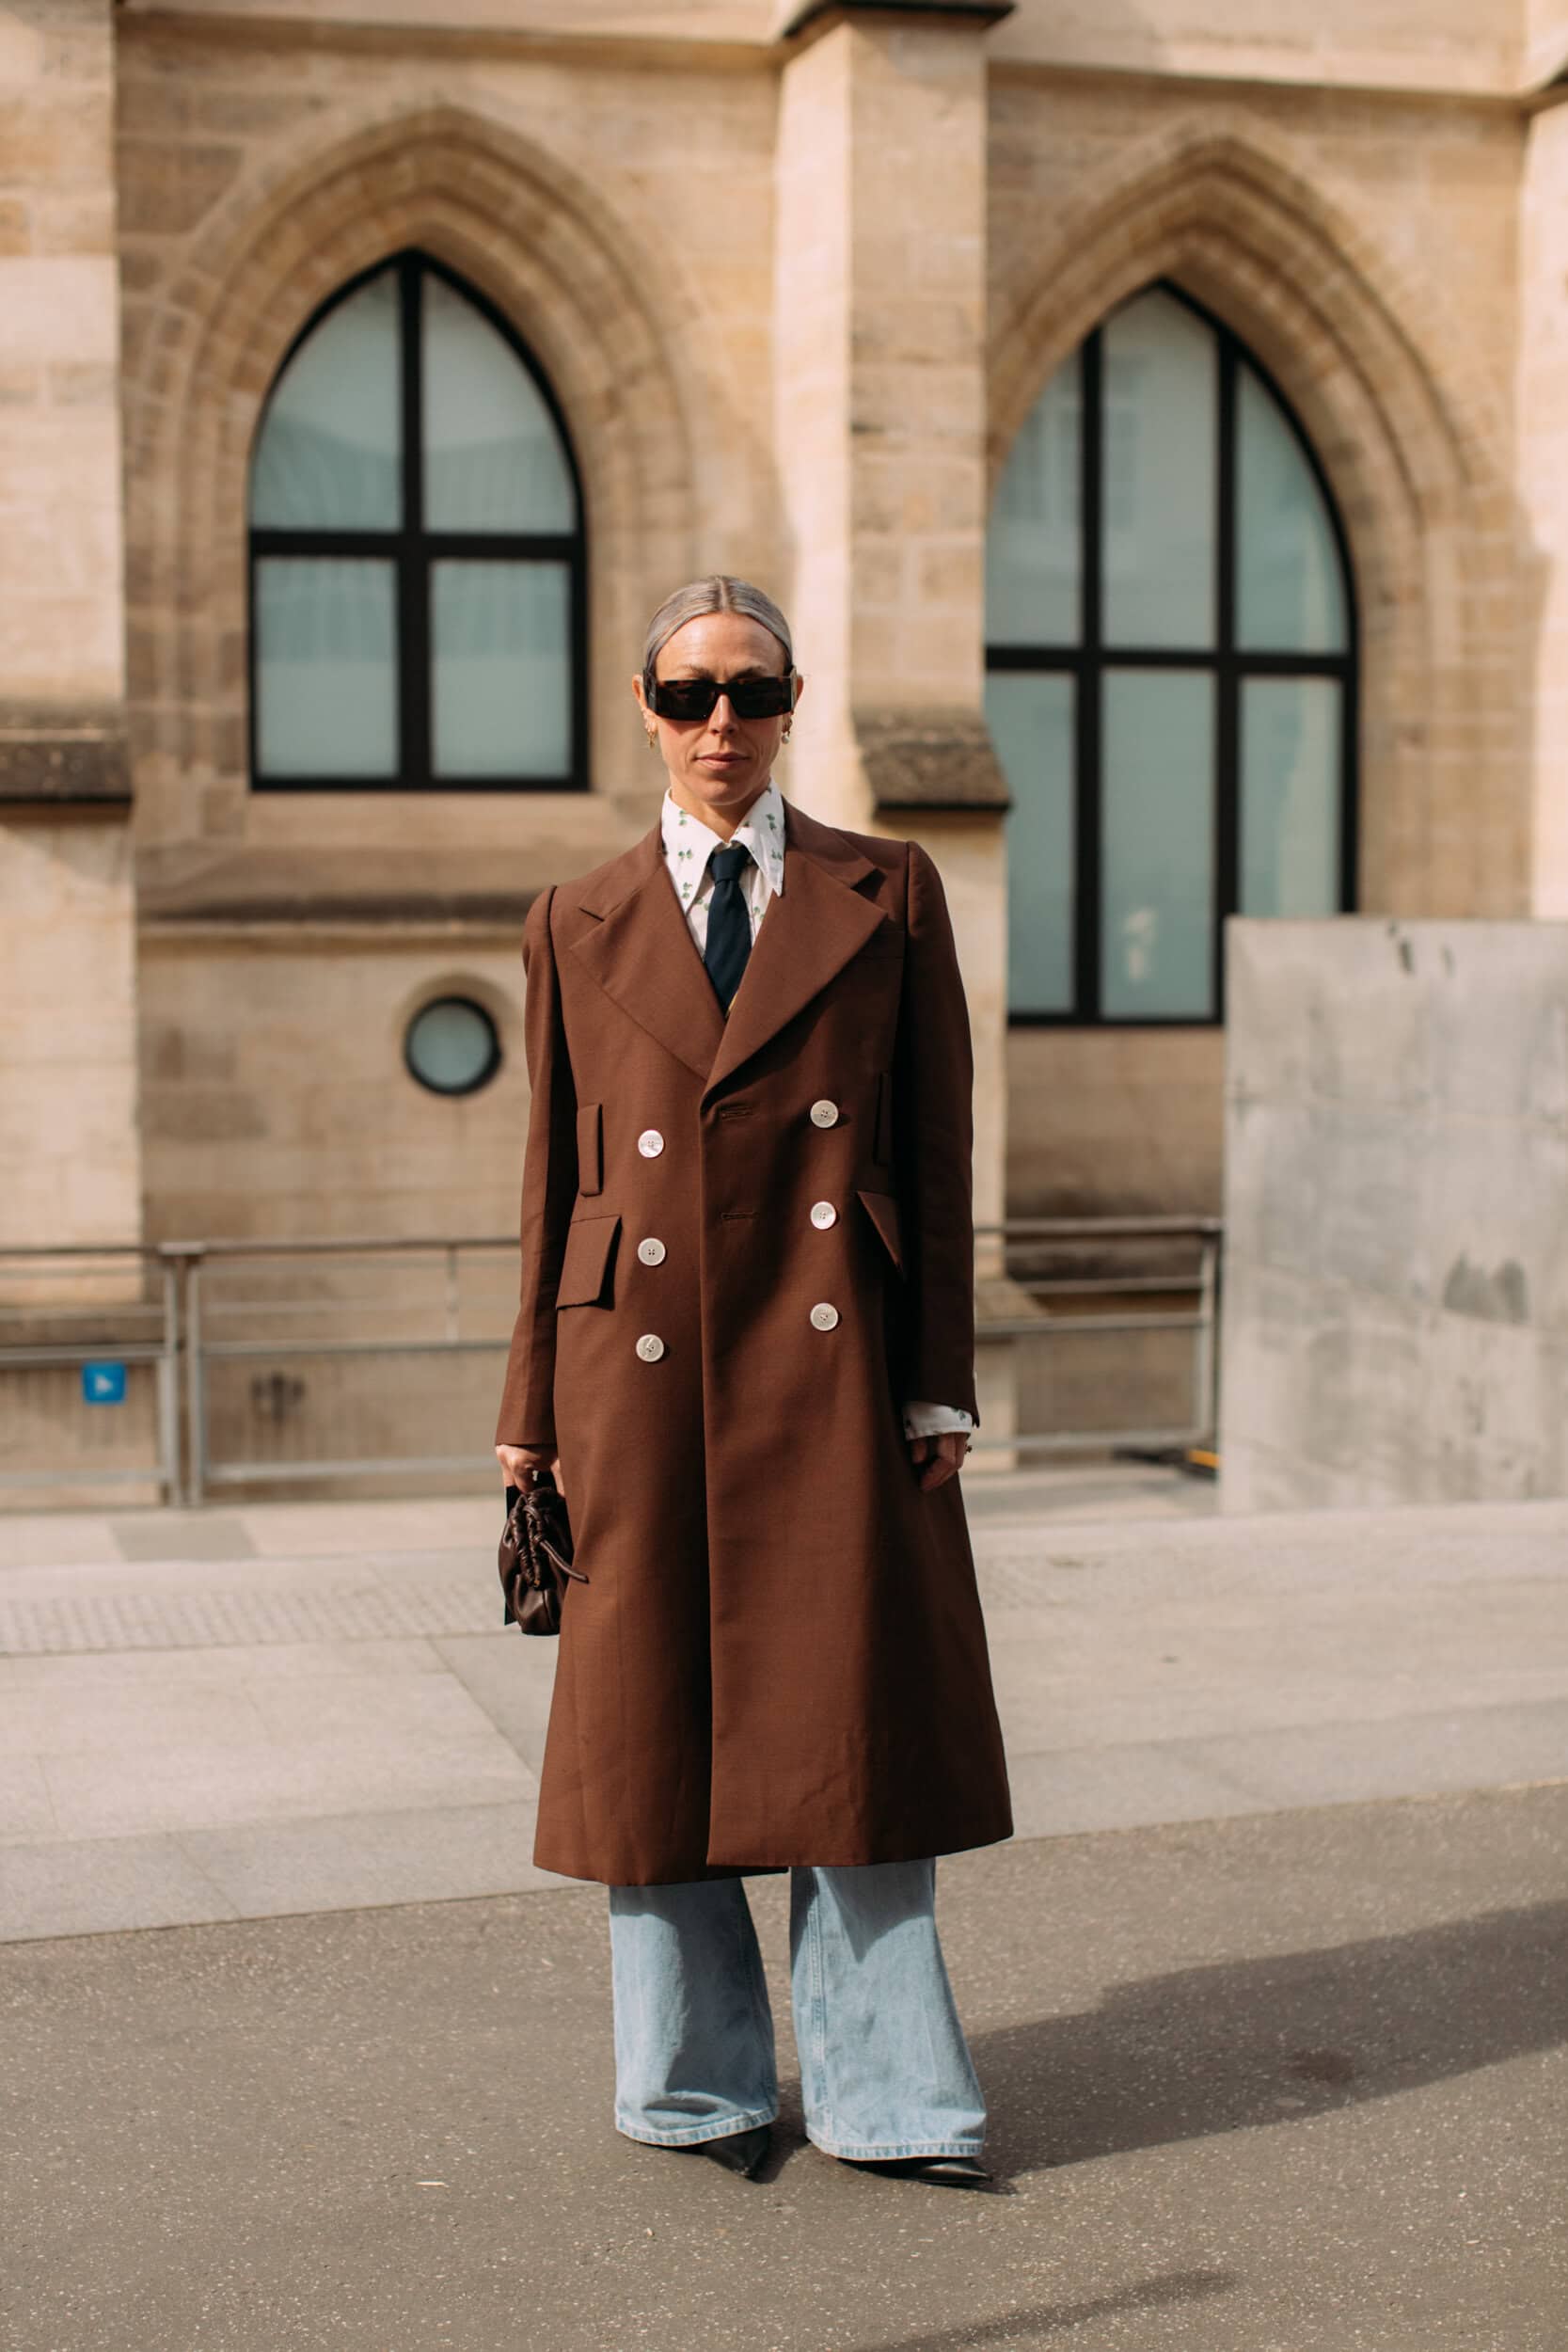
{"left": 498, "top": 1470, "right": 586, "bottom": 1636}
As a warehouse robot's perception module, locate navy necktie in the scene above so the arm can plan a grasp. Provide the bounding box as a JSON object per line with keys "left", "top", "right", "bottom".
{"left": 704, "top": 842, "right": 753, "bottom": 1014}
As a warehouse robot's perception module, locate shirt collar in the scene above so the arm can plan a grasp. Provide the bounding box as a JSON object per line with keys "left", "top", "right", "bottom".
{"left": 660, "top": 778, "right": 786, "bottom": 908}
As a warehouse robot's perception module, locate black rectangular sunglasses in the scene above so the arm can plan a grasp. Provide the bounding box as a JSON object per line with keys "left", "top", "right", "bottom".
{"left": 646, "top": 672, "right": 797, "bottom": 722}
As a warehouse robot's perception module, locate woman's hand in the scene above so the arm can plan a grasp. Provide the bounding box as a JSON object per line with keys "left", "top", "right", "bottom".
{"left": 496, "top": 1442, "right": 562, "bottom": 1493}
{"left": 907, "top": 1431, "right": 970, "bottom": 1491}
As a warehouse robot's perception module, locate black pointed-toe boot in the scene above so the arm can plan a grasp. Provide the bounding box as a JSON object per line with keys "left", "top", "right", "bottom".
{"left": 841, "top": 2153, "right": 991, "bottom": 2186}
{"left": 688, "top": 2123, "right": 770, "bottom": 2179}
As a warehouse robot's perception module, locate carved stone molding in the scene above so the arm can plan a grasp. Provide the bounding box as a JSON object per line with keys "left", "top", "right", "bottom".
{"left": 0, "top": 707, "right": 132, "bottom": 810}
{"left": 781, "top": 0, "right": 1014, "bottom": 40}
{"left": 853, "top": 707, "right": 1011, "bottom": 813}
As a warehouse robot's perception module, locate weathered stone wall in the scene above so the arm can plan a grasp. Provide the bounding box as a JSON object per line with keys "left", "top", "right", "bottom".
{"left": 104, "top": 0, "right": 1550, "bottom": 1267}
{"left": 0, "top": 1, "right": 125, "bottom": 713}
{"left": 1523, "top": 0, "right": 1568, "bottom": 87}
{"left": 138, "top": 927, "right": 531, "bottom": 1241}
{"left": 991, "top": 0, "right": 1521, "bottom": 91}
{"left": 1518, "top": 95, "right": 1568, "bottom": 917}
{"left": 114, "top": 12, "right": 782, "bottom": 1250}
{"left": 0, "top": 819, "right": 142, "bottom": 1256}
{"left": 1006, "top": 1029, "right": 1226, "bottom": 1221}
{"left": 118, "top": 0, "right": 1531, "bottom": 95}
{"left": 117, "top": 14, "right": 781, "bottom": 863}
{"left": 985, "top": 63, "right": 1528, "bottom": 1222}
{"left": 988, "top": 70, "right": 1528, "bottom": 924}
{"left": 0, "top": 0, "right": 141, "bottom": 1263}
{"left": 772, "top": 14, "right": 1008, "bottom": 1233}
{"left": 1220, "top": 918, "right": 1568, "bottom": 1509}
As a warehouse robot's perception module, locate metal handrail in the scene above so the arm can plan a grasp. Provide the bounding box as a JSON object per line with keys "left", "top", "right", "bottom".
{"left": 0, "top": 1221, "right": 1221, "bottom": 1503}
{"left": 0, "top": 1250, "right": 182, "bottom": 1502}
{"left": 1, "top": 1217, "right": 1225, "bottom": 1256}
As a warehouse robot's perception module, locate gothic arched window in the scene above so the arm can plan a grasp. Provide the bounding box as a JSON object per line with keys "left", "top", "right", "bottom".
{"left": 986, "top": 283, "right": 1356, "bottom": 1022}
{"left": 248, "top": 251, "right": 585, "bottom": 789}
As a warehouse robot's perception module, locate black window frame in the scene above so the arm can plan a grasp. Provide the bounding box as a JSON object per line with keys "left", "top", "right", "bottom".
{"left": 988, "top": 279, "right": 1359, "bottom": 1028}
{"left": 247, "top": 247, "right": 589, "bottom": 794}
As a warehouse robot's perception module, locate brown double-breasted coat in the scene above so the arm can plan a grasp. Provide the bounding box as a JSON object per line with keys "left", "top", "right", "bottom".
{"left": 494, "top": 793, "right": 1012, "bottom": 1885}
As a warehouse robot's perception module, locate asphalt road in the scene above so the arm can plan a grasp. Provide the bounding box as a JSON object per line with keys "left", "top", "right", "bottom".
{"left": 6, "top": 1783, "right": 1565, "bottom": 2352}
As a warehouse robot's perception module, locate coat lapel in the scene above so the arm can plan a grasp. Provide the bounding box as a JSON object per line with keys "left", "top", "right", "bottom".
{"left": 704, "top": 798, "right": 887, "bottom": 1096}
{"left": 565, "top": 794, "right": 889, "bottom": 1093}
{"left": 566, "top": 823, "right": 725, "bottom": 1081}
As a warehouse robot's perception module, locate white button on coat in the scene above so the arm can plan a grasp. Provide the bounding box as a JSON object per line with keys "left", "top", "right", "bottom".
{"left": 810, "top": 1302, "right": 840, "bottom": 1331}
{"left": 809, "top": 1099, "right": 839, "bottom": 1128}
{"left": 637, "top": 1129, "right": 665, "bottom": 1158}
{"left": 638, "top": 1237, "right": 667, "bottom": 1265}
{"left": 810, "top": 1201, "right": 837, "bottom": 1229}
{"left": 636, "top": 1332, "right": 666, "bottom": 1361}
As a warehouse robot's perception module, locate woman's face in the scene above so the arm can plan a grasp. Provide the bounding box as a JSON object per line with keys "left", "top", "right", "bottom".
{"left": 633, "top": 612, "right": 805, "bottom": 828}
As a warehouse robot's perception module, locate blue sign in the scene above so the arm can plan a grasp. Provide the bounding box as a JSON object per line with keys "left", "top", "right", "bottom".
{"left": 82, "top": 1361, "right": 127, "bottom": 1406}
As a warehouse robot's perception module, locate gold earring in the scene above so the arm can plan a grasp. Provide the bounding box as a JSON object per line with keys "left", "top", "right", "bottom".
{"left": 646, "top": 731, "right": 658, "bottom": 753}
{"left": 783, "top": 723, "right": 793, "bottom": 744}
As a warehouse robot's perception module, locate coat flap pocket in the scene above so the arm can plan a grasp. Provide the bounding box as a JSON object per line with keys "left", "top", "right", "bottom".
{"left": 556, "top": 1212, "right": 621, "bottom": 1309}
{"left": 855, "top": 1188, "right": 904, "bottom": 1274}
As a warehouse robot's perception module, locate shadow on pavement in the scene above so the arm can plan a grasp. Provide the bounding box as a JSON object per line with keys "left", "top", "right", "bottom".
{"left": 847, "top": 2269, "right": 1240, "bottom": 2350}
{"left": 973, "top": 1898, "right": 1568, "bottom": 2176}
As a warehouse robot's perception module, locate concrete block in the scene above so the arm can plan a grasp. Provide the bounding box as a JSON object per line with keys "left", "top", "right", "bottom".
{"left": 1222, "top": 921, "right": 1568, "bottom": 1509}
{"left": 0, "top": 1832, "right": 243, "bottom": 1942}
{"left": 0, "top": 1755, "right": 57, "bottom": 1844}
{"left": 178, "top": 1796, "right": 556, "bottom": 1923}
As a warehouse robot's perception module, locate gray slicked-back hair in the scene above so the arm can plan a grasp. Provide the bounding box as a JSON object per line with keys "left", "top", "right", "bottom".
{"left": 641, "top": 575, "right": 794, "bottom": 689}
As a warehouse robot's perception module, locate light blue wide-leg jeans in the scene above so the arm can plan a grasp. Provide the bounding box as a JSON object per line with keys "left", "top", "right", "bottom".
{"left": 608, "top": 1858, "right": 986, "bottom": 2160}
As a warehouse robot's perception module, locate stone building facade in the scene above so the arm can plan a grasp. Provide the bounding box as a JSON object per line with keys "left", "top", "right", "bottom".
{"left": 2, "top": 0, "right": 1564, "bottom": 1279}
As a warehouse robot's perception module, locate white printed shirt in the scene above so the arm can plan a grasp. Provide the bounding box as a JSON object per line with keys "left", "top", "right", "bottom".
{"left": 659, "top": 781, "right": 974, "bottom": 1447}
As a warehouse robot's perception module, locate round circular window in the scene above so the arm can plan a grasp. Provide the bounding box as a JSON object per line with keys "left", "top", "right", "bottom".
{"left": 404, "top": 996, "right": 501, "bottom": 1098}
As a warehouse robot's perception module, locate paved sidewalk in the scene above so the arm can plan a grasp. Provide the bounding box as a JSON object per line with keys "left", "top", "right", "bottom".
{"left": 2, "top": 1471, "right": 1566, "bottom": 1942}
{"left": 2, "top": 1470, "right": 1563, "bottom": 2352}
{"left": 6, "top": 1786, "right": 1564, "bottom": 2352}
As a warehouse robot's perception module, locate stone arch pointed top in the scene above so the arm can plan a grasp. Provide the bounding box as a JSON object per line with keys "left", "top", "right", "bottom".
{"left": 125, "top": 98, "right": 771, "bottom": 834}
{"left": 986, "top": 112, "right": 1525, "bottom": 917}
{"left": 990, "top": 118, "right": 1508, "bottom": 508}
{"left": 135, "top": 100, "right": 707, "bottom": 478}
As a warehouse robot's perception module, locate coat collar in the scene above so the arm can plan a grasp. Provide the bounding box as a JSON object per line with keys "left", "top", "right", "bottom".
{"left": 659, "top": 777, "right": 787, "bottom": 908}
{"left": 568, "top": 794, "right": 889, "bottom": 1093}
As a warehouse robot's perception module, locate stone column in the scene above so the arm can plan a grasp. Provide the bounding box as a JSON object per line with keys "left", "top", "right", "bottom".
{"left": 0, "top": 0, "right": 141, "bottom": 1282}
{"left": 771, "top": 2, "right": 1021, "bottom": 1452}
{"left": 1520, "top": 92, "right": 1568, "bottom": 918}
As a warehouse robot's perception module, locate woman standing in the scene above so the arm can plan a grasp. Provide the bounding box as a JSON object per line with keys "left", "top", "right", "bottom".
{"left": 495, "top": 577, "right": 1012, "bottom": 2185}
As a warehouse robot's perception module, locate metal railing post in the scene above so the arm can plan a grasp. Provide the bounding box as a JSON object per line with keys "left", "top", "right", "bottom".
{"left": 156, "top": 1253, "right": 181, "bottom": 1506}
{"left": 1194, "top": 1232, "right": 1219, "bottom": 1446}
{"left": 170, "top": 1246, "right": 209, "bottom": 1508}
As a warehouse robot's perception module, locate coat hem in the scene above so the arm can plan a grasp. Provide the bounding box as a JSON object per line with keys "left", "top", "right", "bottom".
{"left": 532, "top": 1816, "right": 1014, "bottom": 1889}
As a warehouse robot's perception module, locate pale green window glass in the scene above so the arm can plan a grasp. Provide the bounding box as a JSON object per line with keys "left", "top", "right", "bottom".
{"left": 1241, "top": 678, "right": 1342, "bottom": 915}
{"left": 986, "top": 356, "right": 1082, "bottom": 645}
{"left": 431, "top": 560, "right": 571, "bottom": 779}
{"left": 405, "top": 999, "right": 499, "bottom": 1095}
{"left": 254, "top": 557, "right": 397, "bottom": 778}
{"left": 1236, "top": 366, "right": 1347, "bottom": 653}
{"left": 249, "top": 270, "right": 402, "bottom": 530}
{"left": 421, "top": 275, "right": 577, "bottom": 534}
{"left": 1101, "top": 671, "right": 1215, "bottom": 1018}
{"left": 1101, "top": 290, "right": 1216, "bottom": 649}
{"left": 986, "top": 673, "right": 1076, "bottom": 1014}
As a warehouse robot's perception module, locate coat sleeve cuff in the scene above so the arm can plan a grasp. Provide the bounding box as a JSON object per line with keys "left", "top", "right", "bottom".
{"left": 901, "top": 1400, "right": 977, "bottom": 1439}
